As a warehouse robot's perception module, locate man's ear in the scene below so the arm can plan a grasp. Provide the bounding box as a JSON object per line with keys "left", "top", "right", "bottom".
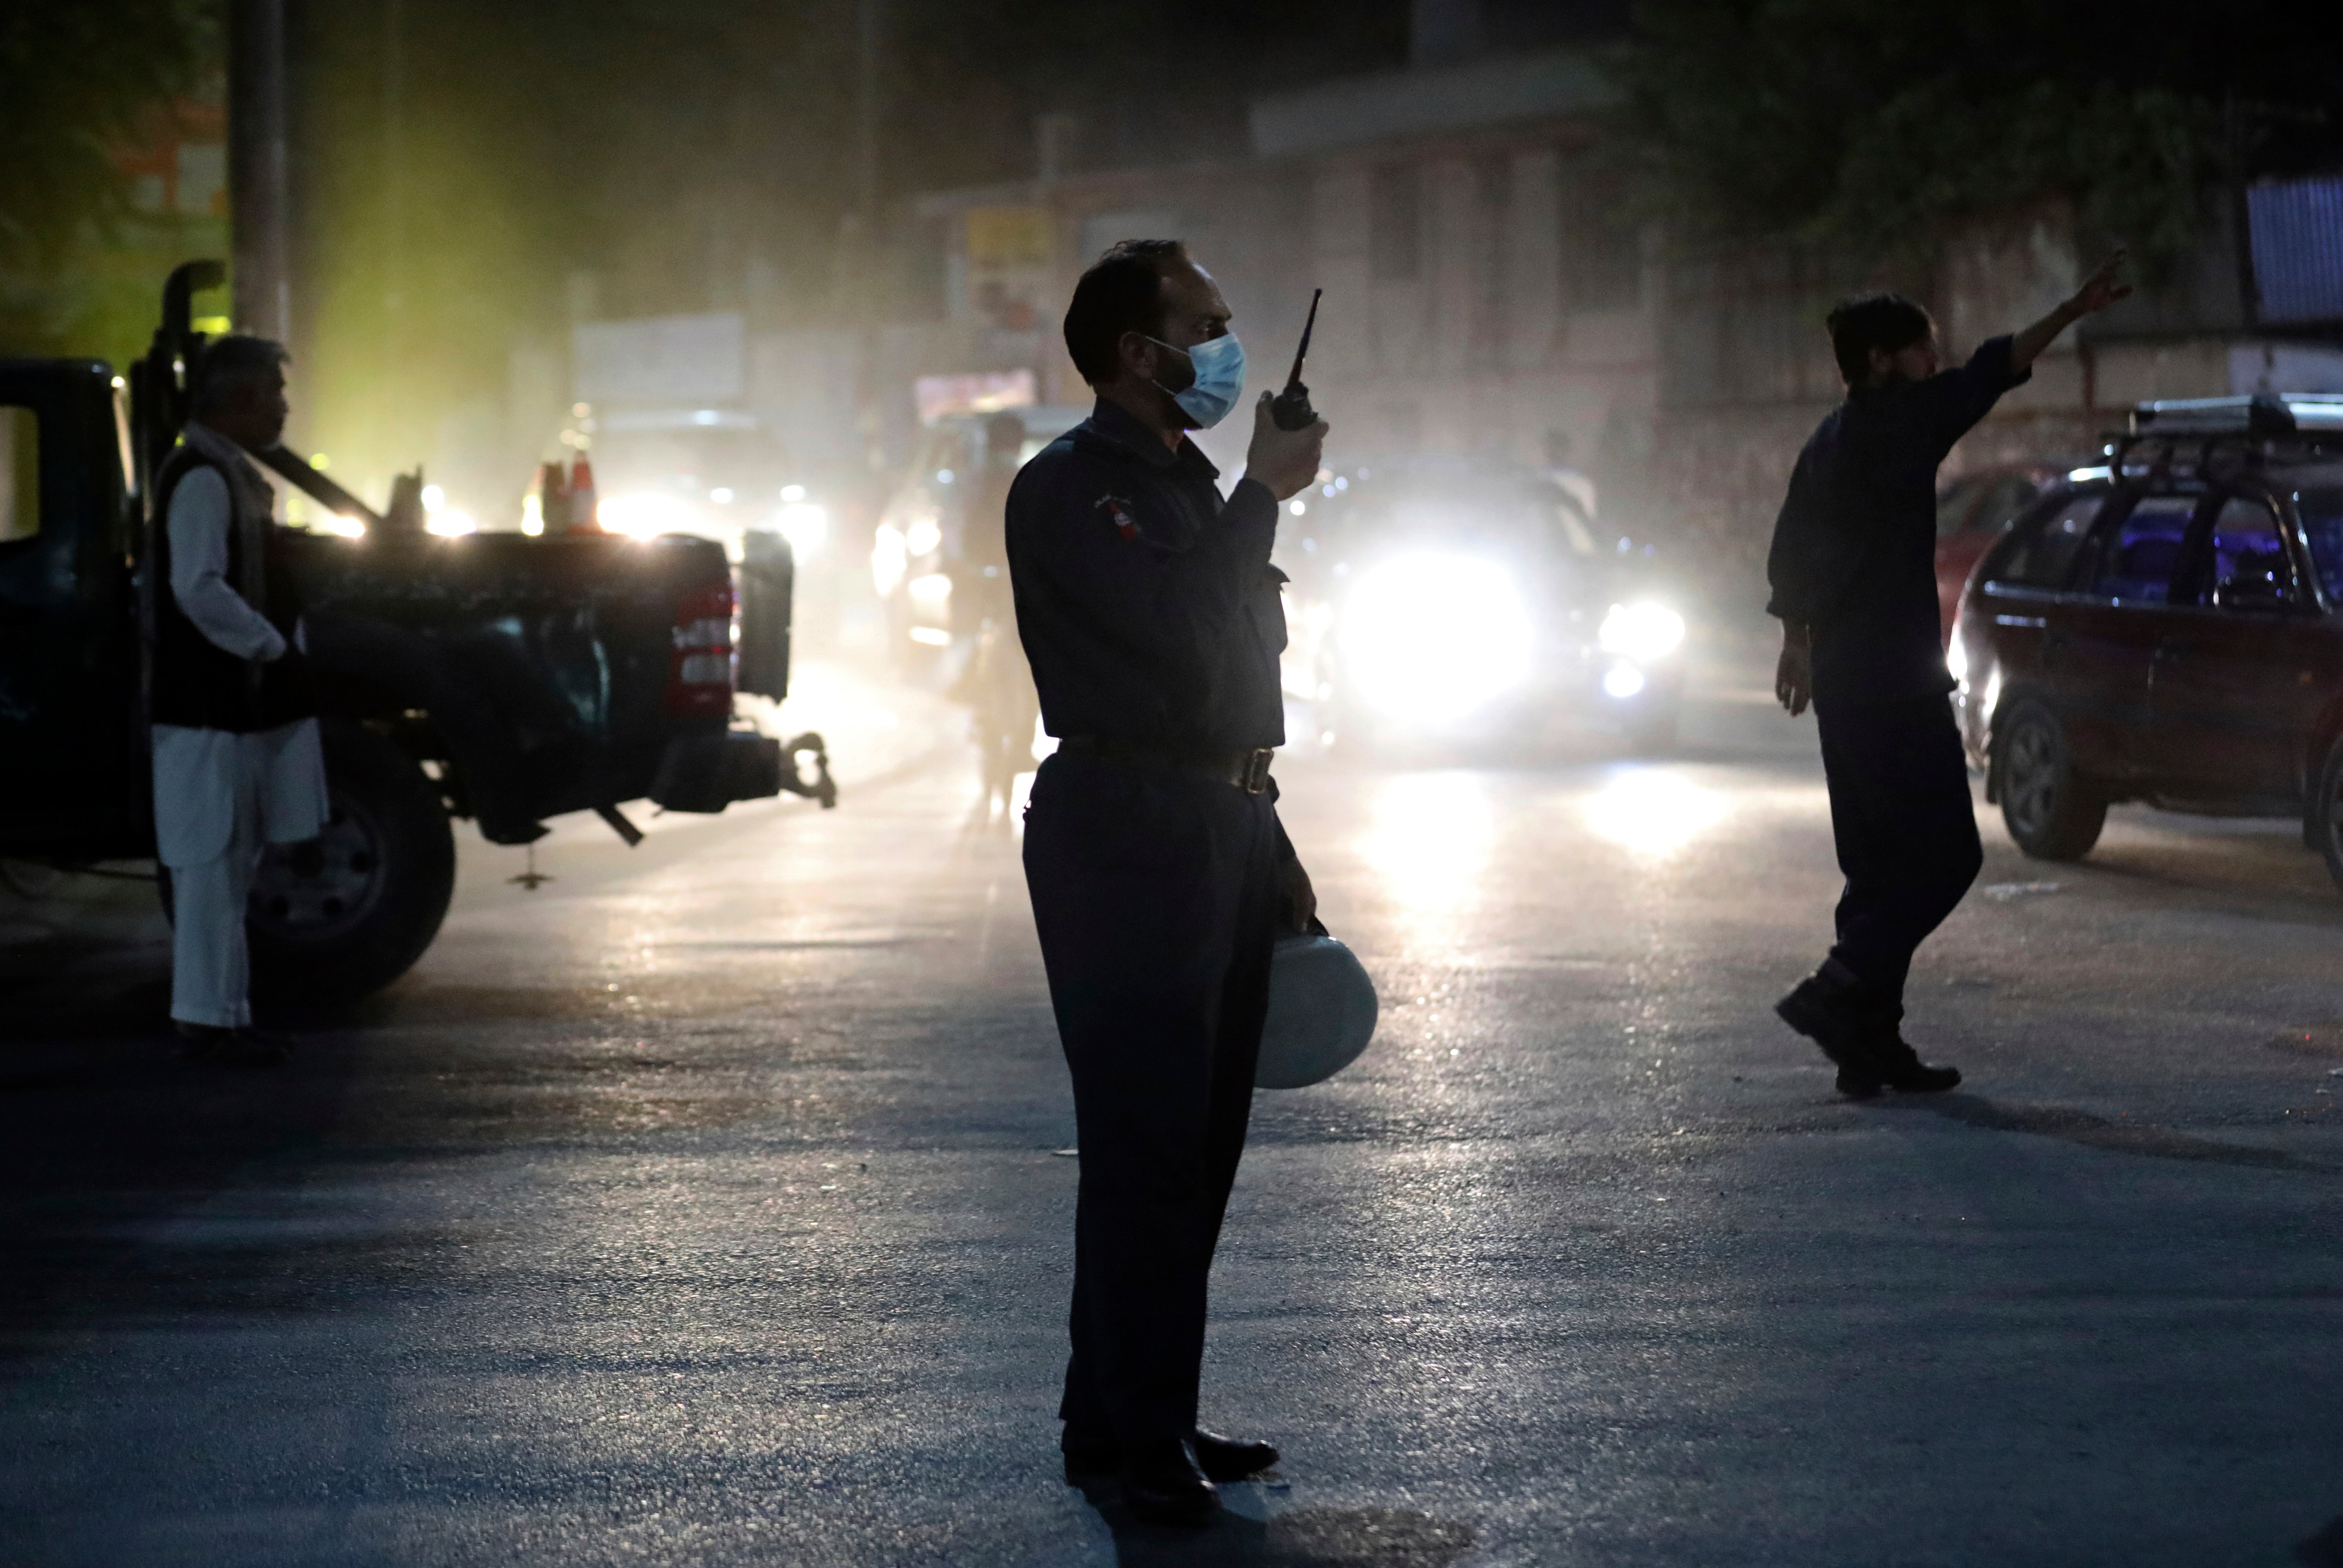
{"left": 1116, "top": 330, "right": 1157, "bottom": 383}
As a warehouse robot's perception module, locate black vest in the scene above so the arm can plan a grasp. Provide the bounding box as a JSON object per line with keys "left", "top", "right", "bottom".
{"left": 150, "top": 442, "right": 315, "bottom": 733}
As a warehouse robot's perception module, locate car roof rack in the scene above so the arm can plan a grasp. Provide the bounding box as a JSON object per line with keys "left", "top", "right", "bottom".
{"left": 2128, "top": 392, "right": 2343, "bottom": 435}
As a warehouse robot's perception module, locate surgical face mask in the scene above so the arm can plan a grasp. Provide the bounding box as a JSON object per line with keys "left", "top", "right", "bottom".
{"left": 1150, "top": 333, "right": 1246, "bottom": 428}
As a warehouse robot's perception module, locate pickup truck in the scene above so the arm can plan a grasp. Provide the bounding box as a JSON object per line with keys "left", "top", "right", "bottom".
{"left": 0, "top": 261, "right": 833, "bottom": 1004}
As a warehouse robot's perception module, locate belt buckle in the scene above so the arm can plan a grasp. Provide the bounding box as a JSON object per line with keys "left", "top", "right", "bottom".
{"left": 1241, "top": 748, "right": 1273, "bottom": 795}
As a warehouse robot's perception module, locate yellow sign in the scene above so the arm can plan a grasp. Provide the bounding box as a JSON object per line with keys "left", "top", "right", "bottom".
{"left": 966, "top": 206, "right": 1054, "bottom": 268}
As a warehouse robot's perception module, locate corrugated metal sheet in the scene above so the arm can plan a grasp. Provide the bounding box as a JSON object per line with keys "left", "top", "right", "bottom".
{"left": 2250, "top": 176, "right": 2343, "bottom": 325}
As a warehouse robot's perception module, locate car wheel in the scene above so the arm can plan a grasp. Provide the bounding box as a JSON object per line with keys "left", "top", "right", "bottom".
{"left": 2312, "top": 737, "right": 2343, "bottom": 899}
{"left": 1997, "top": 700, "right": 2106, "bottom": 860}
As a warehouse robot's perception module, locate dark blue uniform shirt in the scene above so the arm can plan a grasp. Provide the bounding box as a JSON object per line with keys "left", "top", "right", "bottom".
{"left": 1007, "top": 398, "right": 1288, "bottom": 754}
{"left": 1765, "top": 334, "right": 2029, "bottom": 709}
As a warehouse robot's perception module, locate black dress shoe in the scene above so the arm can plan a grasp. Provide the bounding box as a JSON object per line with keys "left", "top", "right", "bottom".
{"left": 1839, "top": 1033, "right": 1960, "bottom": 1096}
{"left": 1062, "top": 1427, "right": 1279, "bottom": 1484}
{"left": 1191, "top": 1430, "right": 1277, "bottom": 1481}
{"left": 1119, "top": 1437, "right": 1219, "bottom": 1527}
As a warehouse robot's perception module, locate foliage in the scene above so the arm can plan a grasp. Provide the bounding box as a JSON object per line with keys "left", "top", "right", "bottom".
{"left": 1620, "top": 0, "right": 2330, "bottom": 276}
{"left": 0, "top": 0, "right": 217, "bottom": 352}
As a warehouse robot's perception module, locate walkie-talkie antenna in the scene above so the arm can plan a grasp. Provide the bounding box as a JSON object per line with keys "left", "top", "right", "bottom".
{"left": 1271, "top": 288, "right": 1323, "bottom": 431}
{"left": 1285, "top": 288, "right": 1321, "bottom": 390}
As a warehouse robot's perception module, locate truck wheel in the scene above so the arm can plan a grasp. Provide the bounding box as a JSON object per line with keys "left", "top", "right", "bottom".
{"left": 1997, "top": 700, "right": 2106, "bottom": 861}
{"left": 248, "top": 721, "right": 455, "bottom": 1004}
{"left": 2312, "top": 737, "right": 2343, "bottom": 899}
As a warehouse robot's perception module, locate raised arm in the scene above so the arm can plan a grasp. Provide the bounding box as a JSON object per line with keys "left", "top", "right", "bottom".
{"left": 2011, "top": 252, "right": 2132, "bottom": 375}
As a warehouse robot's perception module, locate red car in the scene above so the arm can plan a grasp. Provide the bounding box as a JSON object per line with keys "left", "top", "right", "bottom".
{"left": 1951, "top": 393, "right": 2343, "bottom": 895}
{"left": 1935, "top": 462, "right": 2065, "bottom": 644}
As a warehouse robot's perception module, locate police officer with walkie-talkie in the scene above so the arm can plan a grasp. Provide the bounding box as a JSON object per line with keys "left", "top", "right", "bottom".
{"left": 1006, "top": 240, "right": 1327, "bottom": 1528}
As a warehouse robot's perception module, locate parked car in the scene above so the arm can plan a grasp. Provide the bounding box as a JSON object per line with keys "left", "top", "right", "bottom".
{"left": 1951, "top": 393, "right": 2343, "bottom": 893}
{"left": 1277, "top": 453, "right": 1689, "bottom": 753}
{"left": 1934, "top": 461, "right": 2065, "bottom": 644}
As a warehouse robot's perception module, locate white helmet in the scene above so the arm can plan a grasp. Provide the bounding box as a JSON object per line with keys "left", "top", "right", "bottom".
{"left": 1255, "top": 931, "right": 1379, "bottom": 1089}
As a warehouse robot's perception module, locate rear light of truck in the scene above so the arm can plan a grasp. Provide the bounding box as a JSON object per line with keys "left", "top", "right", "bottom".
{"left": 666, "top": 583, "right": 736, "bottom": 717}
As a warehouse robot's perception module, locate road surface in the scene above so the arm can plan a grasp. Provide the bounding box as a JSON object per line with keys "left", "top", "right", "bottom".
{"left": 5, "top": 671, "right": 2341, "bottom": 1566}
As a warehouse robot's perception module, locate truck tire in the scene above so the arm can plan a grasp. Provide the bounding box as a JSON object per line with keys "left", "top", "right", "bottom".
{"left": 1996, "top": 699, "right": 2106, "bottom": 861}
{"left": 2311, "top": 736, "right": 2343, "bottom": 900}
{"left": 249, "top": 720, "right": 455, "bottom": 1003}
{"left": 161, "top": 720, "right": 456, "bottom": 1006}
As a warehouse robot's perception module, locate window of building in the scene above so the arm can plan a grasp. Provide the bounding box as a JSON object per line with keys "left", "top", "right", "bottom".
{"left": 0, "top": 407, "right": 37, "bottom": 543}
{"left": 1370, "top": 165, "right": 1420, "bottom": 284}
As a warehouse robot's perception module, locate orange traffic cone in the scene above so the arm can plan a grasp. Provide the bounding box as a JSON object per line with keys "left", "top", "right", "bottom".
{"left": 567, "top": 454, "right": 599, "bottom": 533}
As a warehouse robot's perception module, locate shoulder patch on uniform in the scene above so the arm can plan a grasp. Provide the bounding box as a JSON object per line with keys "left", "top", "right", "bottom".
{"left": 1095, "top": 492, "right": 1140, "bottom": 541}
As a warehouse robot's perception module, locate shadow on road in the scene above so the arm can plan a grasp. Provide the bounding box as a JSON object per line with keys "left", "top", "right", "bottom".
{"left": 1070, "top": 1477, "right": 1476, "bottom": 1567}
{"left": 1876, "top": 1092, "right": 2335, "bottom": 1172}
{"left": 0, "top": 937, "right": 378, "bottom": 1355}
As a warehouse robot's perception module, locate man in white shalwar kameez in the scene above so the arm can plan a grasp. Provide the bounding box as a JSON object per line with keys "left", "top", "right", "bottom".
{"left": 151, "top": 336, "right": 327, "bottom": 1063}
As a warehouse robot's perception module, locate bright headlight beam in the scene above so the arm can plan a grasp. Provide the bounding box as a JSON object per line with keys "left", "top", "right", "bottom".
{"left": 777, "top": 501, "right": 828, "bottom": 558}
{"left": 1598, "top": 602, "right": 1685, "bottom": 664}
{"left": 1339, "top": 553, "right": 1533, "bottom": 718}
{"left": 599, "top": 491, "right": 695, "bottom": 540}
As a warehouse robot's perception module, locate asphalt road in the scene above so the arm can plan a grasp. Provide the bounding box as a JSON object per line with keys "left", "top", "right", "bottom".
{"left": 5, "top": 674, "right": 2343, "bottom": 1567}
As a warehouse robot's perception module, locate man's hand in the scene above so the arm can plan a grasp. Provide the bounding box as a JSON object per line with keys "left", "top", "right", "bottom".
{"left": 1277, "top": 849, "right": 1318, "bottom": 935}
{"left": 1245, "top": 391, "right": 1328, "bottom": 502}
{"left": 2065, "top": 250, "right": 2133, "bottom": 319}
{"left": 1775, "top": 623, "right": 1812, "bottom": 717}
{"left": 2013, "top": 251, "right": 2131, "bottom": 372}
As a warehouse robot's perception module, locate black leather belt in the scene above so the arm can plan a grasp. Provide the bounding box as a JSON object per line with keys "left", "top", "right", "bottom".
{"left": 1058, "top": 735, "right": 1275, "bottom": 794}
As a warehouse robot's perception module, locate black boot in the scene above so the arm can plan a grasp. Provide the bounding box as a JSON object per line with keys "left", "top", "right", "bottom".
{"left": 1774, "top": 962, "right": 1881, "bottom": 1074}
{"left": 1839, "top": 1031, "right": 1961, "bottom": 1096}
{"left": 1118, "top": 1437, "right": 1219, "bottom": 1527}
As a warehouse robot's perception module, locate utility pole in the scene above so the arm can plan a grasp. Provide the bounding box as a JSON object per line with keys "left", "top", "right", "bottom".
{"left": 381, "top": 0, "right": 408, "bottom": 460}
{"left": 228, "top": 0, "right": 292, "bottom": 343}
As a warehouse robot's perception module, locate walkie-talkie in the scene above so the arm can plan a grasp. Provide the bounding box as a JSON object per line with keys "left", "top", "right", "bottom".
{"left": 1270, "top": 288, "right": 1322, "bottom": 431}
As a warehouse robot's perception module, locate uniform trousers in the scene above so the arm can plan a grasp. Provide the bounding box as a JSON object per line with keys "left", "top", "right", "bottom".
{"left": 153, "top": 720, "right": 327, "bottom": 1028}
{"left": 1021, "top": 750, "right": 1282, "bottom": 1445}
{"left": 1814, "top": 694, "right": 1984, "bottom": 1015}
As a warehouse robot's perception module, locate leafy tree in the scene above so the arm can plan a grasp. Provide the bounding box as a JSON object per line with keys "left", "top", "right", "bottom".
{"left": 0, "top": 0, "right": 218, "bottom": 352}
{"left": 1620, "top": 0, "right": 2334, "bottom": 277}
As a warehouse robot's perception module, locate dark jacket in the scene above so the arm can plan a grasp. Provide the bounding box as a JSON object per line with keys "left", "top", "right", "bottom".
{"left": 1006, "top": 398, "right": 1287, "bottom": 755}
{"left": 150, "top": 442, "right": 315, "bottom": 733}
{"left": 1766, "top": 335, "right": 2029, "bottom": 709}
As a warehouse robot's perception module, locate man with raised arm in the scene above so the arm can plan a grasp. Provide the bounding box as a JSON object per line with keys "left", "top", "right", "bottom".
{"left": 1768, "top": 255, "right": 2130, "bottom": 1096}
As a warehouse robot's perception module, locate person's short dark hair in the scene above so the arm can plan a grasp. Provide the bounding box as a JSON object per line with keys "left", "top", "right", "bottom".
{"left": 1062, "top": 239, "right": 1189, "bottom": 387}
{"left": 1826, "top": 293, "right": 1932, "bottom": 385}
{"left": 189, "top": 334, "right": 290, "bottom": 417}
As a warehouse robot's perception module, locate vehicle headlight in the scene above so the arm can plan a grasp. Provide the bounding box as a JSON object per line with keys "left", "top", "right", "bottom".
{"left": 1339, "top": 554, "right": 1532, "bottom": 716}
{"left": 871, "top": 524, "right": 907, "bottom": 595}
{"left": 600, "top": 491, "right": 696, "bottom": 541}
{"left": 1597, "top": 601, "right": 1685, "bottom": 664}
{"left": 778, "top": 500, "right": 828, "bottom": 559}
